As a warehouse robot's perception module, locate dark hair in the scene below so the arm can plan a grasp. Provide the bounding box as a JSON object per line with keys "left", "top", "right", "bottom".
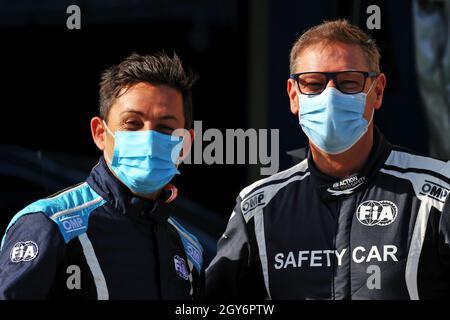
{"left": 99, "top": 52, "right": 197, "bottom": 129}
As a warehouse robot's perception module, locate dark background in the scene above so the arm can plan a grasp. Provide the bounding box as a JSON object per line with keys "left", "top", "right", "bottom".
{"left": 0, "top": 0, "right": 429, "bottom": 256}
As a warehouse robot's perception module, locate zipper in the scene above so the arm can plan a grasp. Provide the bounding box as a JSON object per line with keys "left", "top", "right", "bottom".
{"left": 331, "top": 197, "right": 340, "bottom": 299}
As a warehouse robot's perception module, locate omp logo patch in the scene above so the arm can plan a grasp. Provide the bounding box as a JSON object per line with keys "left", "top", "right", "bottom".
{"left": 10, "top": 241, "right": 39, "bottom": 263}
{"left": 241, "top": 192, "right": 265, "bottom": 214}
{"left": 420, "top": 180, "right": 449, "bottom": 203}
{"left": 174, "top": 255, "right": 189, "bottom": 280}
{"left": 60, "top": 215, "right": 85, "bottom": 233}
{"left": 186, "top": 243, "right": 202, "bottom": 268}
{"left": 356, "top": 200, "right": 398, "bottom": 226}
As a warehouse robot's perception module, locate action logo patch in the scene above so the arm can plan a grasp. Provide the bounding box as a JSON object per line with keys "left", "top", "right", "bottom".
{"left": 327, "top": 175, "right": 365, "bottom": 196}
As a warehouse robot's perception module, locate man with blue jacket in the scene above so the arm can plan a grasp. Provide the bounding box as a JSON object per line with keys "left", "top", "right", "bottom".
{"left": 0, "top": 52, "right": 204, "bottom": 299}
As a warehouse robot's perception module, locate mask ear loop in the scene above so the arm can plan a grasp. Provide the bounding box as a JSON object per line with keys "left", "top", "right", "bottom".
{"left": 365, "top": 76, "right": 378, "bottom": 96}
{"left": 295, "top": 86, "right": 302, "bottom": 119}
{"left": 365, "top": 76, "right": 378, "bottom": 127}
{"left": 103, "top": 120, "right": 115, "bottom": 137}
{"left": 102, "top": 120, "right": 115, "bottom": 165}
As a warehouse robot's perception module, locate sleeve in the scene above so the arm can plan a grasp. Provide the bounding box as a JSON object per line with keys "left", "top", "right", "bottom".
{"left": 438, "top": 193, "right": 450, "bottom": 287}
{"left": 192, "top": 263, "right": 205, "bottom": 300}
{"left": 205, "top": 196, "right": 267, "bottom": 300}
{"left": 0, "top": 213, "right": 66, "bottom": 299}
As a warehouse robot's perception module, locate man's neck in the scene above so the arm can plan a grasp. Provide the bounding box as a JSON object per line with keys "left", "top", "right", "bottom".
{"left": 310, "top": 125, "right": 374, "bottom": 179}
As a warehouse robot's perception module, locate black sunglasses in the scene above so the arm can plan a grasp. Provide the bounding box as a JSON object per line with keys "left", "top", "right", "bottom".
{"left": 290, "top": 70, "right": 378, "bottom": 95}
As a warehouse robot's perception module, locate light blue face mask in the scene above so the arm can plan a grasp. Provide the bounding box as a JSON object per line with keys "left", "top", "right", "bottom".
{"left": 103, "top": 121, "right": 183, "bottom": 195}
{"left": 297, "top": 80, "right": 376, "bottom": 154}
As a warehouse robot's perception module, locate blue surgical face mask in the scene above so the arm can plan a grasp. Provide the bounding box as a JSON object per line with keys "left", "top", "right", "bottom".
{"left": 297, "top": 79, "right": 376, "bottom": 154}
{"left": 103, "top": 121, "right": 183, "bottom": 195}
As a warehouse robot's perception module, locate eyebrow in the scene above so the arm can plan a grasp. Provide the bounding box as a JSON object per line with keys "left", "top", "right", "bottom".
{"left": 121, "top": 109, "right": 145, "bottom": 116}
{"left": 121, "top": 109, "right": 179, "bottom": 122}
{"left": 159, "top": 115, "right": 178, "bottom": 122}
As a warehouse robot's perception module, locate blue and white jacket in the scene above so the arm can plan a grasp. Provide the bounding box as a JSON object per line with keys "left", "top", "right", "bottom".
{"left": 0, "top": 157, "right": 204, "bottom": 299}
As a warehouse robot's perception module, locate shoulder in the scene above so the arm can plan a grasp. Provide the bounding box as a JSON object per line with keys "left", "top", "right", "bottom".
{"left": 239, "top": 158, "right": 309, "bottom": 201}
{"left": 167, "top": 217, "right": 203, "bottom": 274}
{"left": 235, "top": 159, "right": 309, "bottom": 218}
{"left": 0, "top": 213, "right": 62, "bottom": 256}
{"left": 381, "top": 147, "right": 450, "bottom": 210}
{"left": 1, "top": 182, "right": 106, "bottom": 249}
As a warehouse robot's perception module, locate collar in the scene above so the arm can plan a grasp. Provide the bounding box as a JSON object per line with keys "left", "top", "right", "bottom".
{"left": 307, "top": 126, "right": 392, "bottom": 201}
{"left": 86, "top": 156, "right": 178, "bottom": 223}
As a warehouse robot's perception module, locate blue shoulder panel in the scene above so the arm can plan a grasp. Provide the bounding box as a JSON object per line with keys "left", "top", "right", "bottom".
{"left": 1, "top": 182, "right": 106, "bottom": 249}
{"left": 168, "top": 217, "right": 204, "bottom": 274}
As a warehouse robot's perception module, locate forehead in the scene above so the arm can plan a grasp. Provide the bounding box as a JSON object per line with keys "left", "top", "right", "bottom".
{"left": 110, "top": 82, "right": 183, "bottom": 118}
{"left": 293, "top": 42, "right": 369, "bottom": 73}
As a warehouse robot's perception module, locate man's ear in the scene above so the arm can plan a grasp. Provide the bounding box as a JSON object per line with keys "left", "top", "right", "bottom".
{"left": 91, "top": 116, "right": 106, "bottom": 151}
{"left": 373, "top": 73, "right": 386, "bottom": 110}
{"left": 287, "top": 79, "right": 299, "bottom": 115}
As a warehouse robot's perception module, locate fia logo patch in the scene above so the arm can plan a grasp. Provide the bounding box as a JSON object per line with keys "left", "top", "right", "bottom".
{"left": 10, "top": 241, "right": 39, "bottom": 263}
{"left": 356, "top": 200, "right": 398, "bottom": 226}
{"left": 174, "top": 255, "right": 189, "bottom": 280}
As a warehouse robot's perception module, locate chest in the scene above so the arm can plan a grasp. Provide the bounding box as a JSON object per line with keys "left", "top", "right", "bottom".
{"left": 61, "top": 217, "right": 193, "bottom": 299}
{"left": 261, "top": 184, "right": 421, "bottom": 299}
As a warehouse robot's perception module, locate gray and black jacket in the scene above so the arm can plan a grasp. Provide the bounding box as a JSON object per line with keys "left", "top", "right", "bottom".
{"left": 206, "top": 128, "right": 450, "bottom": 300}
